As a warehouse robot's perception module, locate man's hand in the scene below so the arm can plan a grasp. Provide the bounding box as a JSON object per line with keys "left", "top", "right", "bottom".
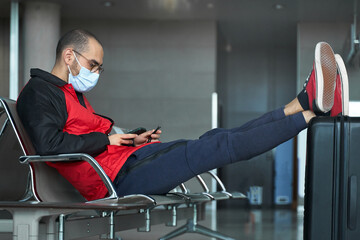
{"left": 108, "top": 134, "right": 137, "bottom": 146}
{"left": 108, "top": 129, "right": 161, "bottom": 147}
{"left": 133, "top": 129, "right": 162, "bottom": 146}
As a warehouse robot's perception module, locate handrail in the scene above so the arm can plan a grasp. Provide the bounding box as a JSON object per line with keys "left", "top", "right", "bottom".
{"left": 0, "top": 98, "right": 28, "bottom": 155}
{"left": 20, "top": 153, "right": 118, "bottom": 200}
{"left": 206, "top": 171, "right": 227, "bottom": 192}
{"left": 179, "top": 183, "right": 189, "bottom": 194}
{"left": 195, "top": 175, "right": 210, "bottom": 193}
{"left": 204, "top": 171, "right": 233, "bottom": 197}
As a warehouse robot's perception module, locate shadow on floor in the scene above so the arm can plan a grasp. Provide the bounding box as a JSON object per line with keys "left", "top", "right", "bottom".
{"left": 0, "top": 207, "right": 304, "bottom": 240}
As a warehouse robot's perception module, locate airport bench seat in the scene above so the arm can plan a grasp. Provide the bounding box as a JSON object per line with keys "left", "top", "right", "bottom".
{"left": 0, "top": 97, "right": 246, "bottom": 240}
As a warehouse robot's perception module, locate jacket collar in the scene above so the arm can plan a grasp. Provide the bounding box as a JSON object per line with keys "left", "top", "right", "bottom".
{"left": 30, "top": 68, "right": 67, "bottom": 87}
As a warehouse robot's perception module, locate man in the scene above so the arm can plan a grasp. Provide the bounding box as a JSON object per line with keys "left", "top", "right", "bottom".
{"left": 17, "top": 29, "right": 347, "bottom": 201}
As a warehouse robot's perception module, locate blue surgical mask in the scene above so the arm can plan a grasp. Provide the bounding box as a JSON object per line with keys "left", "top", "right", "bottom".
{"left": 68, "top": 52, "right": 99, "bottom": 93}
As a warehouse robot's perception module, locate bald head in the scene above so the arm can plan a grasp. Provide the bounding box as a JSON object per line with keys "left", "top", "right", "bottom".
{"left": 51, "top": 29, "right": 104, "bottom": 82}
{"left": 55, "top": 29, "right": 102, "bottom": 63}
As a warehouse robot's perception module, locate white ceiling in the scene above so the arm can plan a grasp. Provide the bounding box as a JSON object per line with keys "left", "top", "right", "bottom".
{"left": 0, "top": 0, "right": 357, "bottom": 47}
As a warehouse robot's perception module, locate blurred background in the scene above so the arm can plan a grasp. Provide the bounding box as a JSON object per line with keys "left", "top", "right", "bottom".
{"left": 3, "top": 0, "right": 360, "bottom": 239}
{"left": 1, "top": 0, "right": 360, "bottom": 212}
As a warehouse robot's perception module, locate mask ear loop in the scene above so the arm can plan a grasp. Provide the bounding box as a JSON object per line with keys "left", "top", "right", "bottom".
{"left": 67, "top": 65, "right": 73, "bottom": 76}
{"left": 72, "top": 51, "right": 82, "bottom": 67}
{"left": 67, "top": 51, "right": 81, "bottom": 77}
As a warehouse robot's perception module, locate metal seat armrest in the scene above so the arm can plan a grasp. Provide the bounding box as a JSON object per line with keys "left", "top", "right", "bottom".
{"left": 167, "top": 192, "right": 192, "bottom": 202}
{"left": 195, "top": 175, "right": 223, "bottom": 200}
{"left": 177, "top": 176, "right": 211, "bottom": 195}
{"left": 204, "top": 171, "right": 233, "bottom": 197}
{"left": 195, "top": 175, "right": 210, "bottom": 193}
{"left": 205, "top": 171, "right": 227, "bottom": 192}
{"left": 19, "top": 153, "right": 118, "bottom": 200}
{"left": 179, "top": 183, "right": 189, "bottom": 194}
{"left": 175, "top": 175, "right": 225, "bottom": 200}
{"left": 204, "top": 171, "right": 247, "bottom": 199}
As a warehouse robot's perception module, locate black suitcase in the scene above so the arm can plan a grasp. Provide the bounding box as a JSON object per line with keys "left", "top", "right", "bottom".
{"left": 304, "top": 116, "right": 360, "bottom": 239}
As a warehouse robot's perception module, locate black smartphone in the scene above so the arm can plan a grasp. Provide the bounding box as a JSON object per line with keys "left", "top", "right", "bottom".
{"left": 151, "top": 126, "right": 161, "bottom": 135}
{"left": 127, "top": 127, "right": 147, "bottom": 135}
{"left": 147, "top": 126, "right": 161, "bottom": 143}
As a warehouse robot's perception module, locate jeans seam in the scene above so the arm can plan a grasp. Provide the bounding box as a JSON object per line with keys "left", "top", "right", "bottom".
{"left": 227, "top": 133, "right": 236, "bottom": 163}
{"left": 184, "top": 141, "right": 199, "bottom": 175}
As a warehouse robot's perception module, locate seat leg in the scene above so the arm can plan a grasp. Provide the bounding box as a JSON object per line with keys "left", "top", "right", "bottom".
{"left": 99, "top": 212, "right": 117, "bottom": 240}
{"left": 159, "top": 219, "right": 236, "bottom": 240}
{"left": 11, "top": 209, "right": 51, "bottom": 240}
{"left": 159, "top": 225, "right": 189, "bottom": 240}
{"left": 193, "top": 223, "right": 236, "bottom": 240}
{"left": 42, "top": 215, "right": 58, "bottom": 240}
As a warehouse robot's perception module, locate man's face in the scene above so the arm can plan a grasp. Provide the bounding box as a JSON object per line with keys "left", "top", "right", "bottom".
{"left": 70, "top": 38, "right": 104, "bottom": 76}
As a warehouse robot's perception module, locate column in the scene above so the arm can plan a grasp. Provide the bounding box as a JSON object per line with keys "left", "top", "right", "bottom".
{"left": 22, "top": 1, "right": 60, "bottom": 86}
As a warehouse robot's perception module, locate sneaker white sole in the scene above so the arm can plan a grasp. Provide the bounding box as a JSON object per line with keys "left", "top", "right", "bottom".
{"left": 335, "top": 54, "right": 349, "bottom": 116}
{"left": 314, "top": 42, "right": 337, "bottom": 112}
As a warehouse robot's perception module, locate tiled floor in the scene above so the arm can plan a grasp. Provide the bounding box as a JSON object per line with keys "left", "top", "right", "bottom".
{"left": 0, "top": 207, "right": 304, "bottom": 240}
{"left": 114, "top": 207, "right": 303, "bottom": 240}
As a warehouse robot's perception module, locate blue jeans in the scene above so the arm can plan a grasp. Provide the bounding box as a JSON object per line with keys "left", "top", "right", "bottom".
{"left": 113, "top": 107, "right": 306, "bottom": 196}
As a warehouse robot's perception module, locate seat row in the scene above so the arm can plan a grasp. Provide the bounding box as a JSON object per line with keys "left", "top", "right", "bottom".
{"left": 0, "top": 97, "right": 246, "bottom": 240}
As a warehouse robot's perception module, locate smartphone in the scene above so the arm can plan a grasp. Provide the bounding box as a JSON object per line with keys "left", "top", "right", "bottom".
{"left": 127, "top": 127, "right": 147, "bottom": 135}
{"left": 151, "top": 126, "right": 161, "bottom": 135}
{"left": 147, "top": 126, "right": 161, "bottom": 143}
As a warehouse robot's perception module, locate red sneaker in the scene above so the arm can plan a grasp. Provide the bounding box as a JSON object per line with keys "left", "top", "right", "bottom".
{"left": 299, "top": 67, "right": 317, "bottom": 112}
{"left": 297, "top": 42, "right": 337, "bottom": 113}
{"left": 314, "top": 42, "right": 337, "bottom": 112}
{"left": 330, "top": 54, "right": 349, "bottom": 116}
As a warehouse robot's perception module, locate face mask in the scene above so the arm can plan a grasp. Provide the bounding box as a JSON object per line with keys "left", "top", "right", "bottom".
{"left": 68, "top": 52, "right": 99, "bottom": 93}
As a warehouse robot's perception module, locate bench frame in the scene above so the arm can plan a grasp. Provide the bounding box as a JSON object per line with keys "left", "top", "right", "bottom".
{"left": 0, "top": 97, "right": 246, "bottom": 240}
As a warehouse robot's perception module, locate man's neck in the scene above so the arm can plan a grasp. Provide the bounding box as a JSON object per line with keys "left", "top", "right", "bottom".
{"left": 51, "top": 65, "right": 69, "bottom": 83}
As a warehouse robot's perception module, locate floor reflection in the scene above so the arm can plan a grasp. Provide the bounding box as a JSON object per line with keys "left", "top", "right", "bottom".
{"left": 0, "top": 206, "right": 305, "bottom": 240}
{"left": 216, "top": 207, "right": 304, "bottom": 240}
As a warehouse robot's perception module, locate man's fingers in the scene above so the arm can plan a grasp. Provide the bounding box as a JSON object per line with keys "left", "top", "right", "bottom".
{"left": 121, "top": 134, "right": 137, "bottom": 139}
{"left": 151, "top": 134, "right": 161, "bottom": 139}
{"left": 121, "top": 139, "right": 134, "bottom": 145}
{"left": 139, "top": 130, "right": 161, "bottom": 137}
{"left": 109, "top": 134, "right": 137, "bottom": 146}
{"left": 139, "top": 130, "right": 154, "bottom": 137}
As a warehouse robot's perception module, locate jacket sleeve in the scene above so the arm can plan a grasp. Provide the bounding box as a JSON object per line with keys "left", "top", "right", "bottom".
{"left": 17, "top": 79, "right": 110, "bottom": 156}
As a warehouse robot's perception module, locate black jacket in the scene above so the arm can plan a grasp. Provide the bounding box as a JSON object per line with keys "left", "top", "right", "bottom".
{"left": 17, "top": 68, "right": 110, "bottom": 156}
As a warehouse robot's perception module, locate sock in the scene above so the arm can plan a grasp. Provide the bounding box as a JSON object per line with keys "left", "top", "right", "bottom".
{"left": 297, "top": 89, "right": 330, "bottom": 116}
{"left": 297, "top": 89, "right": 309, "bottom": 111}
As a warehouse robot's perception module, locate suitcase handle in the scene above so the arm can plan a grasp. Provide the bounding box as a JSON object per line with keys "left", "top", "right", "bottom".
{"left": 348, "top": 175, "right": 357, "bottom": 230}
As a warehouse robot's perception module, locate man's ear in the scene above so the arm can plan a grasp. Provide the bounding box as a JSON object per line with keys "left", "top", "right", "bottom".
{"left": 63, "top": 48, "right": 74, "bottom": 65}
